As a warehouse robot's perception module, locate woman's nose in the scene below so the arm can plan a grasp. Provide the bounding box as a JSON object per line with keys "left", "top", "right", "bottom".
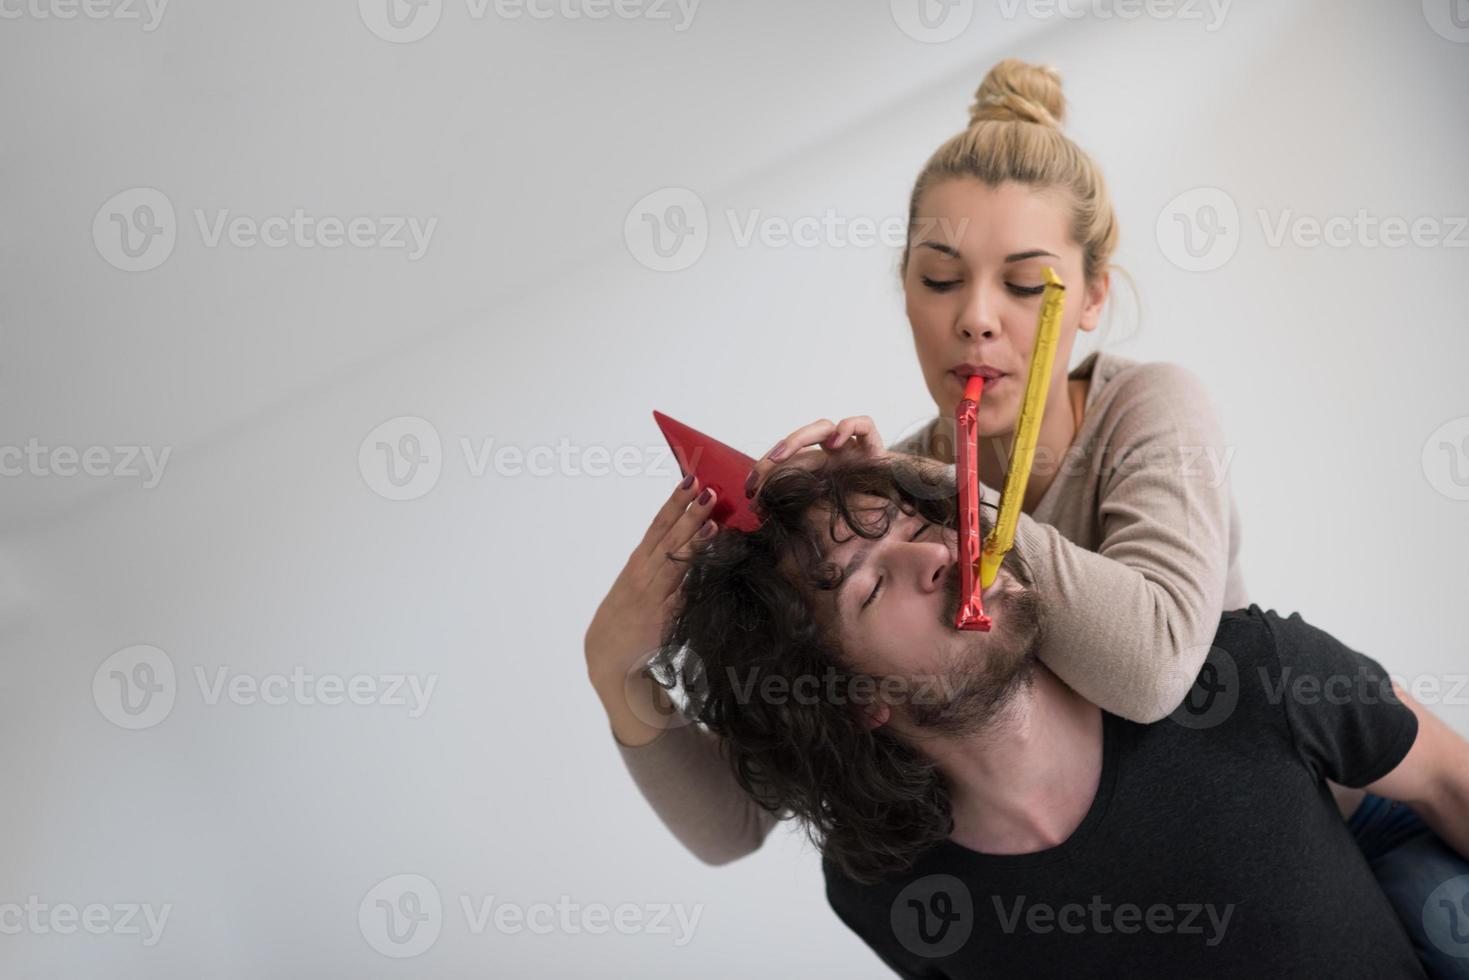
{"left": 955, "top": 283, "right": 1002, "bottom": 341}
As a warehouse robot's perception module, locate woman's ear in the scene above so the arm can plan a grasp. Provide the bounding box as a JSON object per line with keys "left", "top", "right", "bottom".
{"left": 1077, "top": 269, "right": 1111, "bottom": 334}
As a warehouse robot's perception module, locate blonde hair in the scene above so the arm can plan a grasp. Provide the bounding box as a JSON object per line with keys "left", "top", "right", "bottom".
{"left": 899, "top": 59, "right": 1119, "bottom": 285}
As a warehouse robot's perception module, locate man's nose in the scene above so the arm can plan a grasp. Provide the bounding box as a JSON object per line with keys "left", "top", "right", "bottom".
{"left": 912, "top": 543, "right": 954, "bottom": 595}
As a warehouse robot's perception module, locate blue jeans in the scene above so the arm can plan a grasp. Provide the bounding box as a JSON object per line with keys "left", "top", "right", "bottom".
{"left": 1350, "top": 793, "right": 1469, "bottom": 978}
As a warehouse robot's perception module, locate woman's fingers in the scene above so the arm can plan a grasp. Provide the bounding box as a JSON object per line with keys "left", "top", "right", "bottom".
{"left": 744, "top": 416, "right": 886, "bottom": 500}
{"left": 821, "top": 415, "right": 884, "bottom": 454}
{"left": 646, "top": 486, "right": 720, "bottom": 597}
{"left": 636, "top": 474, "right": 702, "bottom": 561}
{"left": 744, "top": 419, "right": 836, "bottom": 498}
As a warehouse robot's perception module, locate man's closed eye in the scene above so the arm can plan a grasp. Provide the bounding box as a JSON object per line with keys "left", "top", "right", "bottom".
{"left": 861, "top": 521, "right": 933, "bottom": 611}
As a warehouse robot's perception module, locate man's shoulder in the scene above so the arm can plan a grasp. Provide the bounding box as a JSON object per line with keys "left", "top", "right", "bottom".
{"left": 1203, "top": 604, "right": 1281, "bottom": 671}
{"left": 1170, "top": 605, "right": 1383, "bottom": 731}
{"left": 1213, "top": 603, "right": 1273, "bottom": 648}
{"left": 1211, "top": 604, "right": 1349, "bottom": 672}
{"left": 1160, "top": 605, "right": 1293, "bottom": 731}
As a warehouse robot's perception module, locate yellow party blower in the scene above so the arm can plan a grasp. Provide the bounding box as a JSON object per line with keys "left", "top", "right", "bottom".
{"left": 978, "top": 266, "right": 1066, "bottom": 589}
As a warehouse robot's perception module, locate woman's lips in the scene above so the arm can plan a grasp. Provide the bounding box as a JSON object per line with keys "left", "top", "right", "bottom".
{"left": 951, "top": 370, "right": 1006, "bottom": 386}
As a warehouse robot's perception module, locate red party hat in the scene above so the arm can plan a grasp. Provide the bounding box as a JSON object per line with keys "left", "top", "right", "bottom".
{"left": 653, "top": 410, "right": 763, "bottom": 532}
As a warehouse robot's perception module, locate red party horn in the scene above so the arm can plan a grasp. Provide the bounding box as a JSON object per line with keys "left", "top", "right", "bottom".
{"left": 955, "top": 375, "right": 992, "bottom": 631}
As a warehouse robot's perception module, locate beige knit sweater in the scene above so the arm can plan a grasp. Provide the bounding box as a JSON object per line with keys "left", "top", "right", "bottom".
{"left": 612, "top": 351, "right": 1247, "bottom": 864}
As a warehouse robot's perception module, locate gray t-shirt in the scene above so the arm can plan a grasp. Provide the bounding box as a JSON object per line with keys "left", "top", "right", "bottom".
{"left": 614, "top": 352, "right": 1248, "bottom": 864}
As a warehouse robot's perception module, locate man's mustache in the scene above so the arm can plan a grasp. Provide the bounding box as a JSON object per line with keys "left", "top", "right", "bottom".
{"left": 940, "top": 560, "right": 962, "bottom": 629}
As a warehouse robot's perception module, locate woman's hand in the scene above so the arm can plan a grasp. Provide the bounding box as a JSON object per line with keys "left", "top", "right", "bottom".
{"left": 742, "top": 415, "right": 887, "bottom": 504}
{"left": 585, "top": 475, "right": 720, "bottom": 747}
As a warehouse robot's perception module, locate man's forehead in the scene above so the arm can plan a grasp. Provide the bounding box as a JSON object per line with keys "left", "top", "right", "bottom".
{"left": 810, "top": 495, "right": 899, "bottom": 557}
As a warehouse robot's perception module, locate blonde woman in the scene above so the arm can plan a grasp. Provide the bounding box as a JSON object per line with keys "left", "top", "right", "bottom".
{"left": 586, "top": 59, "right": 1469, "bottom": 976}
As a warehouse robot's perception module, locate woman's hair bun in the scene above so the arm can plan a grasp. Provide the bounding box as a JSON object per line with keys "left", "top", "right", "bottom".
{"left": 968, "top": 58, "right": 1066, "bottom": 129}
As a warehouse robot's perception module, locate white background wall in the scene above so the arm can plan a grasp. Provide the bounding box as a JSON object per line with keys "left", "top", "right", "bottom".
{"left": 2, "top": 1, "right": 1466, "bottom": 976}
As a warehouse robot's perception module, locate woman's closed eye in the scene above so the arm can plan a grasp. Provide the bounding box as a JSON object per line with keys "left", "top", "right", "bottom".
{"left": 860, "top": 522, "right": 932, "bottom": 610}
{"left": 919, "top": 276, "right": 1045, "bottom": 297}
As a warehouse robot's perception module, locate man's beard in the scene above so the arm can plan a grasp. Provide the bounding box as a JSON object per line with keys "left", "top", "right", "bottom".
{"left": 899, "top": 560, "right": 1043, "bottom": 738}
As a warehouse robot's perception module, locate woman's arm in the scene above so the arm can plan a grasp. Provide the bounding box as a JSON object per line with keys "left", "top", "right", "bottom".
{"left": 594, "top": 417, "right": 883, "bottom": 865}
{"left": 605, "top": 691, "right": 782, "bottom": 866}
{"left": 1011, "top": 362, "right": 1236, "bottom": 722}
{"left": 588, "top": 474, "right": 780, "bottom": 865}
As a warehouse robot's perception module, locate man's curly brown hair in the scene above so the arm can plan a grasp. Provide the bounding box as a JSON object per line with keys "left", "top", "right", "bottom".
{"left": 647, "top": 453, "right": 1038, "bottom": 884}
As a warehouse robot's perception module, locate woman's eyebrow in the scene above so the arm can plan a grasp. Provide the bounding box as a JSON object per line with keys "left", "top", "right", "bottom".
{"left": 914, "top": 240, "right": 961, "bottom": 258}
{"left": 1003, "top": 248, "right": 1058, "bottom": 263}
{"left": 912, "top": 242, "right": 1058, "bottom": 264}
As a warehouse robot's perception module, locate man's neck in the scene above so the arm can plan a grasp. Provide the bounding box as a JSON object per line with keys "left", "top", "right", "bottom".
{"left": 925, "top": 665, "right": 1104, "bottom": 855}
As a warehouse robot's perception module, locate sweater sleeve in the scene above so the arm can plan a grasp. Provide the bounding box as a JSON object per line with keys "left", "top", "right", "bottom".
{"left": 1011, "top": 362, "right": 1235, "bottom": 723}
{"left": 611, "top": 718, "right": 782, "bottom": 865}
